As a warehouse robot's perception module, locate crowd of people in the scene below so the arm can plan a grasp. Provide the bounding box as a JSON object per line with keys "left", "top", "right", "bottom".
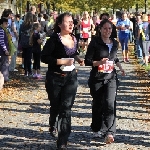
{"left": 0, "top": 6, "right": 150, "bottom": 150}
{"left": 0, "top": 8, "right": 150, "bottom": 81}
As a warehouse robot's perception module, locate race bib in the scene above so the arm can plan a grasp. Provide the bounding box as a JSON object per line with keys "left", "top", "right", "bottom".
{"left": 83, "top": 28, "right": 89, "bottom": 33}
{"left": 98, "top": 61, "right": 114, "bottom": 73}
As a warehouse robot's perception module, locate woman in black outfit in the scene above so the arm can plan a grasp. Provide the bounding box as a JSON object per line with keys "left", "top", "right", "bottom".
{"left": 85, "top": 19, "right": 125, "bottom": 144}
{"left": 41, "top": 12, "right": 84, "bottom": 150}
{"left": 19, "top": 12, "right": 33, "bottom": 76}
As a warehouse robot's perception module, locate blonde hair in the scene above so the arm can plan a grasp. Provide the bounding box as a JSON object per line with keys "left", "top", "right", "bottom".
{"left": 142, "top": 14, "right": 148, "bottom": 22}
{"left": 29, "top": 23, "right": 40, "bottom": 46}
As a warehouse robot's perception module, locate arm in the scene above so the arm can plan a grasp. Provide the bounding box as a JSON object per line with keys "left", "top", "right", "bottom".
{"left": 84, "top": 38, "right": 95, "bottom": 66}
{"left": 12, "top": 22, "right": 18, "bottom": 40}
{"left": 138, "top": 29, "right": 142, "bottom": 39}
{"left": 36, "top": 33, "right": 43, "bottom": 45}
{"left": 130, "top": 21, "right": 133, "bottom": 30}
{"left": 116, "top": 62, "right": 125, "bottom": 76}
{"left": 145, "top": 25, "right": 149, "bottom": 36}
{"left": 77, "top": 20, "right": 81, "bottom": 30}
{"left": 90, "top": 19, "right": 95, "bottom": 31}
{"left": 116, "top": 21, "right": 121, "bottom": 30}
{"left": 138, "top": 24, "right": 143, "bottom": 39}
{"left": 74, "top": 55, "right": 84, "bottom": 66}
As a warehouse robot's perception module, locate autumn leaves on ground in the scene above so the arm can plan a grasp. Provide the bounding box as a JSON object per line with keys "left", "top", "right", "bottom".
{"left": 0, "top": 55, "right": 43, "bottom": 101}
{"left": 129, "top": 45, "right": 150, "bottom": 119}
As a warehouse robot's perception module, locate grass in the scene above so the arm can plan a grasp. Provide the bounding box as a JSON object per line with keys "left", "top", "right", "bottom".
{"left": 128, "top": 44, "right": 150, "bottom": 71}
{"left": 143, "top": 64, "right": 150, "bottom": 71}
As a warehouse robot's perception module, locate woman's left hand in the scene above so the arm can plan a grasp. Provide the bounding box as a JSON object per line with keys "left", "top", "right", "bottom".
{"left": 121, "top": 69, "right": 125, "bottom": 76}
{"left": 79, "top": 60, "right": 84, "bottom": 66}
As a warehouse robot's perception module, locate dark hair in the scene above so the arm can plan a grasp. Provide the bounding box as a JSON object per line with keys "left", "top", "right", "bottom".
{"left": 38, "top": 13, "right": 43, "bottom": 18}
{"left": 43, "top": 14, "right": 49, "bottom": 20}
{"left": 97, "top": 19, "right": 113, "bottom": 37}
{"left": 99, "top": 19, "right": 113, "bottom": 29}
{"left": 0, "top": 18, "right": 8, "bottom": 25}
{"left": 1, "top": 9, "right": 12, "bottom": 18}
{"left": 100, "top": 13, "right": 109, "bottom": 20}
{"left": 29, "top": 23, "right": 40, "bottom": 45}
{"left": 16, "top": 14, "right": 21, "bottom": 18}
{"left": 53, "top": 12, "right": 72, "bottom": 33}
{"left": 135, "top": 12, "right": 142, "bottom": 17}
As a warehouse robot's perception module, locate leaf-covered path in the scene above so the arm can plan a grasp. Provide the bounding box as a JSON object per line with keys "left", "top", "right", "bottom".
{"left": 0, "top": 49, "right": 150, "bottom": 150}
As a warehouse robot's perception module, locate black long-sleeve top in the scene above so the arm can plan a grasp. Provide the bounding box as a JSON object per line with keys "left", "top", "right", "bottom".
{"left": 85, "top": 36, "right": 119, "bottom": 80}
{"left": 41, "top": 33, "right": 79, "bottom": 73}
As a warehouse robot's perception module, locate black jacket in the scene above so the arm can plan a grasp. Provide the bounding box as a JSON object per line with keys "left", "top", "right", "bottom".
{"left": 85, "top": 36, "right": 119, "bottom": 80}
{"left": 41, "top": 33, "right": 79, "bottom": 73}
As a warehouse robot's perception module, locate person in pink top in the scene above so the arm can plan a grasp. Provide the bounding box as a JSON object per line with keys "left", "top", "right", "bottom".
{"left": 78, "top": 11, "right": 94, "bottom": 52}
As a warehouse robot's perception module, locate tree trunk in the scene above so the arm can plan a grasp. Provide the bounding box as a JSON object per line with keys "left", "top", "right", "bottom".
{"left": 46, "top": 1, "right": 50, "bottom": 14}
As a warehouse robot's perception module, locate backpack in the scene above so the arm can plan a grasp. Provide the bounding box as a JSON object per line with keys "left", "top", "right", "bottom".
{"left": 20, "top": 25, "right": 32, "bottom": 48}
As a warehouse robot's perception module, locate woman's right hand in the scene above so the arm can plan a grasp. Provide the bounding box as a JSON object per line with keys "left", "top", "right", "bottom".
{"left": 5, "top": 50, "right": 9, "bottom": 56}
{"left": 93, "top": 58, "right": 109, "bottom": 66}
{"left": 63, "top": 59, "right": 74, "bottom": 66}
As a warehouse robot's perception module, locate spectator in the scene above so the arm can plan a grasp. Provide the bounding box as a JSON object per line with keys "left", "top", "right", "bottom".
{"left": 29, "top": 23, "right": 43, "bottom": 79}
{"left": 15, "top": 14, "right": 23, "bottom": 34}
{"left": 142, "top": 14, "right": 150, "bottom": 66}
{"left": 30, "top": 6, "right": 36, "bottom": 15}
{"left": 116, "top": 12, "right": 131, "bottom": 63}
{"left": 19, "top": 12, "right": 33, "bottom": 76}
{"left": 9, "top": 14, "right": 18, "bottom": 72}
{"left": 0, "top": 18, "right": 10, "bottom": 82}
{"left": 135, "top": 13, "right": 144, "bottom": 64}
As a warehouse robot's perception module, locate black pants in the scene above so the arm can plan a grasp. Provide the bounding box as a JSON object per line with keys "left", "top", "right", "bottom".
{"left": 22, "top": 47, "right": 32, "bottom": 73}
{"left": 45, "top": 70, "right": 78, "bottom": 146}
{"left": 89, "top": 78, "right": 117, "bottom": 137}
{"left": 33, "top": 52, "right": 41, "bottom": 70}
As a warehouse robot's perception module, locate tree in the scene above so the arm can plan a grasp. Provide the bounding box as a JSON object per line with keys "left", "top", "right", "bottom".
{"left": 15, "top": 0, "right": 149, "bottom": 15}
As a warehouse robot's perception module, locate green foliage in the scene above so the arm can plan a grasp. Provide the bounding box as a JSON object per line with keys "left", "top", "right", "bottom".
{"left": 16, "top": 0, "right": 149, "bottom": 14}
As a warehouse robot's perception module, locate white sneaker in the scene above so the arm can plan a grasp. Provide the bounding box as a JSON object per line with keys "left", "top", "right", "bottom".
{"left": 37, "top": 74, "right": 42, "bottom": 79}
{"left": 14, "top": 69, "right": 18, "bottom": 72}
{"left": 93, "top": 131, "right": 103, "bottom": 138}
